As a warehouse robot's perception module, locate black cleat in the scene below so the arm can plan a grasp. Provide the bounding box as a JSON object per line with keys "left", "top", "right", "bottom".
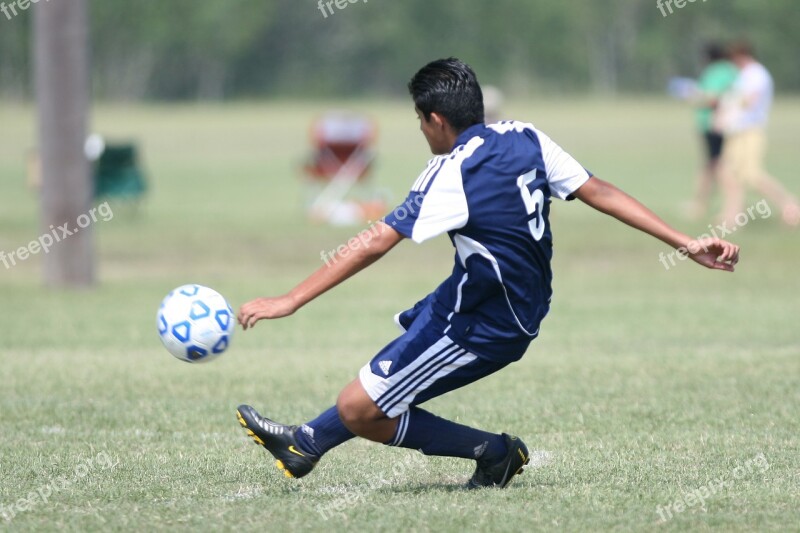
{"left": 236, "top": 404, "right": 318, "bottom": 479}
{"left": 467, "top": 433, "right": 530, "bottom": 489}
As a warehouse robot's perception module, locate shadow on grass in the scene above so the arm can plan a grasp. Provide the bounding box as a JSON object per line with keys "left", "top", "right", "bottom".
{"left": 371, "top": 480, "right": 538, "bottom": 494}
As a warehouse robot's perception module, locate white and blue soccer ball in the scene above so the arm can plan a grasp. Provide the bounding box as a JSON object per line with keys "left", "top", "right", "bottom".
{"left": 157, "top": 284, "right": 235, "bottom": 363}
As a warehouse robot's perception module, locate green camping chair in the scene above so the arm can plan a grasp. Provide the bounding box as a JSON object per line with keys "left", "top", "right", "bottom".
{"left": 93, "top": 144, "right": 146, "bottom": 202}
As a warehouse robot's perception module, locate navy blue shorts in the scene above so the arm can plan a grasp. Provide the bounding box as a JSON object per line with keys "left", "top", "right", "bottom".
{"left": 359, "top": 297, "right": 509, "bottom": 419}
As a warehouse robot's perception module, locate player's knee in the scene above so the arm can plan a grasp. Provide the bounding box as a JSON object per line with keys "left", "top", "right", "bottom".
{"left": 336, "top": 393, "right": 364, "bottom": 433}
{"left": 335, "top": 391, "right": 365, "bottom": 427}
{"left": 335, "top": 396, "right": 356, "bottom": 429}
{"left": 336, "top": 385, "right": 383, "bottom": 429}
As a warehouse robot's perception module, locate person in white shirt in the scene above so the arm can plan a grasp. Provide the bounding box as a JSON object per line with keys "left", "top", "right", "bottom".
{"left": 717, "top": 41, "right": 800, "bottom": 227}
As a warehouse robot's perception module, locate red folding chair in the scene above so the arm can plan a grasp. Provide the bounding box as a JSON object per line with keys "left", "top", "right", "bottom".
{"left": 303, "top": 112, "right": 385, "bottom": 225}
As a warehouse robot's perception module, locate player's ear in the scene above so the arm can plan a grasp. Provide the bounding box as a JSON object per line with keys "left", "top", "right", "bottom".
{"left": 429, "top": 112, "right": 447, "bottom": 131}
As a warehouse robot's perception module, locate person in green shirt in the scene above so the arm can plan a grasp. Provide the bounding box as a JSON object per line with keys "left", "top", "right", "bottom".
{"left": 687, "top": 43, "right": 738, "bottom": 220}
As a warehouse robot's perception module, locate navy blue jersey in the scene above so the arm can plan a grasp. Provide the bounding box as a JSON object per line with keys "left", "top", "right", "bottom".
{"left": 384, "top": 121, "right": 591, "bottom": 363}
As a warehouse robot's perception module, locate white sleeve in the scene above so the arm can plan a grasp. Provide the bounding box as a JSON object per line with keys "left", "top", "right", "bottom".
{"left": 536, "top": 129, "right": 591, "bottom": 200}
{"left": 407, "top": 154, "right": 470, "bottom": 243}
{"left": 386, "top": 137, "right": 485, "bottom": 243}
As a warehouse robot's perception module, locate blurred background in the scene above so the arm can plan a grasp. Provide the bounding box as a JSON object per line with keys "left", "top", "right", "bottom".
{"left": 1, "top": 0, "right": 798, "bottom": 287}
{"left": 0, "top": 0, "right": 798, "bottom": 370}
{"left": 2, "top": 0, "right": 800, "bottom": 99}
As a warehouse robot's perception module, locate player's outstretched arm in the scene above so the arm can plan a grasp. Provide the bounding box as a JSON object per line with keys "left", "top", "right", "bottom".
{"left": 238, "top": 222, "right": 405, "bottom": 329}
{"left": 572, "top": 176, "right": 739, "bottom": 271}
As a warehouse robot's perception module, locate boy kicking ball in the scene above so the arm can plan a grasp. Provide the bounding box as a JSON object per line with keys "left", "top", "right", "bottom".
{"left": 236, "top": 58, "right": 739, "bottom": 488}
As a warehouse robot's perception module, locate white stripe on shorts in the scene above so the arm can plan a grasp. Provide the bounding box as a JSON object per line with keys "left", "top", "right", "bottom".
{"left": 389, "top": 411, "right": 410, "bottom": 446}
{"left": 359, "top": 335, "right": 478, "bottom": 418}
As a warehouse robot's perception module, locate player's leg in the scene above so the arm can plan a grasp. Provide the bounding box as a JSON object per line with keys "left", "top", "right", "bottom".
{"left": 688, "top": 132, "right": 722, "bottom": 219}
{"left": 337, "top": 360, "right": 509, "bottom": 454}
{"left": 334, "top": 379, "right": 396, "bottom": 442}
{"left": 717, "top": 131, "right": 746, "bottom": 225}
{"left": 688, "top": 164, "right": 714, "bottom": 220}
{"left": 237, "top": 299, "right": 529, "bottom": 486}
{"left": 751, "top": 171, "right": 800, "bottom": 226}
{"left": 741, "top": 129, "right": 800, "bottom": 226}
{"left": 287, "top": 330, "right": 512, "bottom": 462}
{"left": 339, "top": 331, "right": 530, "bottom": 488}
{"left": 234, "top": 303, "right": 430, "bottom": 479}
{"left": 263, "top": 298, "right": 442, "bottom": 462}
{"left": 338, "top": 356, "right": 510, "bottom": 460}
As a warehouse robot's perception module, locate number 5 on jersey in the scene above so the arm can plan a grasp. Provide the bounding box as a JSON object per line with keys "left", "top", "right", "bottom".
{"left": 517, "top": 170, "right": 545, "bottom": 241}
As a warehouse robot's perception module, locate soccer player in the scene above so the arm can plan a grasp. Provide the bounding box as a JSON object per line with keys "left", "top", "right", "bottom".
{"left": 236, "top": 58, "right": 740, "bottom": 489}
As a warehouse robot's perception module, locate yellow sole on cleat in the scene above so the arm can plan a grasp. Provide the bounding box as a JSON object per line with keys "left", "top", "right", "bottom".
{"left": 247, "top": 431, "right": 265, "bottom": 446}
{"left": 275, "top": 460, "right": 295, "bottom": 478}
{"left": 236, "top": 411, "right": 264, "bottom": 446}
{"left": 237, "top": 411, "right": 266, "bottom": 445}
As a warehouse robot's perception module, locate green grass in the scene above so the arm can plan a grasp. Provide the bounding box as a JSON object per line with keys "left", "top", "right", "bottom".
{"left": 1, "top": 98, "right": 799, "bottom": 532}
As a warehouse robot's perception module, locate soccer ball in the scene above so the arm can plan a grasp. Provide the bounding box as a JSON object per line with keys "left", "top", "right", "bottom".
{"left": 157, "top": 284, "right": 235, "bottom": 363}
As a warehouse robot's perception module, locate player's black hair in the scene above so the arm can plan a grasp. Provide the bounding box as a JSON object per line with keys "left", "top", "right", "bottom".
{"left": 408, "top": 58, "right": 484, "bottom": 132}
{"left": 704, "top": 42, "right": 728, "bottom": 63}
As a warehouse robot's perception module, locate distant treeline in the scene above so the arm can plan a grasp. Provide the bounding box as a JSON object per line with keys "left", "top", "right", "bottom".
{"left": 1, "top": 0, "right": 798, "bottom": 100}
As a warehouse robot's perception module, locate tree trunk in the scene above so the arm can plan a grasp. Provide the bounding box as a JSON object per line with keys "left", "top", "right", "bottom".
{"left": 33, "top": 0, "right": 94, "bottom": 287}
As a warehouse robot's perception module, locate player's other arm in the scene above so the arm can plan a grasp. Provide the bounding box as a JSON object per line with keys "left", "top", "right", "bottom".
{"left": 572, "top": 176, "right": 739, "bottom": 271}
{"left": 238, "top": 222, "right": 404, "bottom": 329}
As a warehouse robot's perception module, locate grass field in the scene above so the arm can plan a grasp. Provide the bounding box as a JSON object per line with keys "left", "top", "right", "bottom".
{"left": 1, "top": 98, "right": 799, "bottom": 532}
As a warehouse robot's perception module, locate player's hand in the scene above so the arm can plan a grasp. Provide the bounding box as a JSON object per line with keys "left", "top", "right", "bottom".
{"left": 685, "top": 237, "right": 740, "bottom": 272}
{"left": 238, "top": 295, "right": 299, "bottom": 330}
